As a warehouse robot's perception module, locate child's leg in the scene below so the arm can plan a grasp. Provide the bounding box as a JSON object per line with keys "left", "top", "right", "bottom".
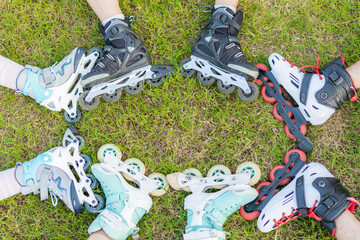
{"left": 86, "top": 0, "right": 124, "bottom": 24}
{"left": 0, "top": 168, "right": 21, "bottom": 200}
{"left": 335, "top": 210, "right": 360, "bottom": 240}
{"left": 0, "top": 55, "right": 25, "bottom": 90}
{"left": 346, "top": 60, "right": 360, "bottom": 89}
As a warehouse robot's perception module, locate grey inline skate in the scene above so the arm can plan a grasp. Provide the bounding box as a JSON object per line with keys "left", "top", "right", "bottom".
{"left": 79, "top": 18, "right": 174, "bottom": 110}
{"left": 180, "top": 7, "right": 259, "bottom": 102}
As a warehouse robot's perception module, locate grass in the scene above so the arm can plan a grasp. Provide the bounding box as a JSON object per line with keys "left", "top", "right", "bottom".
{"left": 0, "top": 0, "right": 359, "bottom": 239}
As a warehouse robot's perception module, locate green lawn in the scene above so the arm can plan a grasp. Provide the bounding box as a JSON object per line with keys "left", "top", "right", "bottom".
{"left": 0, "top": 0, "right": 359, "bottom": 239}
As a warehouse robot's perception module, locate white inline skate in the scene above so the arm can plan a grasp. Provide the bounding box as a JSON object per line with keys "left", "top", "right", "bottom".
{"left": 88, "top": 144, "right": 168, "bottom": 240}
{"left": 257, "top": 53, "right": 358, "bottom": 152}
{"left": 16, "top": 47, "right": 102, "bottom": 123}
{"left": 180, "top": 7, "right": 259, "bottom": 102}
{"left": 167, "top": 162, "right": 261, "bottom": 239}
{"left": 14, "top": 127, "right": 103, "bottom": 213}
{"left": 257, "top": 162, "right": 359, "bottom": 236}
{"left": 79, "top": 18, "right": 174, "bottom": 111}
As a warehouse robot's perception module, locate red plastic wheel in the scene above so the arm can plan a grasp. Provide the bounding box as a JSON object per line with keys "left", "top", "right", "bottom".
{"left": 284, "top": 149, "right": 307, "bottom": 167}
{"left": 269, "top": 165, "right": 290, "bottom": 186}
{"left": 239, "top": 206, "right": 260, "bottom": 220}
{"left": 256, "top": 181, "right": 273, "bottom": 201}
{"left": 260, "top": 82, "right": 282, "bottom": 103}
{"left": 284, "top": 119, "right": 306, "bottom": 140}
{"left": 272, "top": 101, "right": 293, "bottom": 122}
{"left": 254, "top": 63, "right": 270, "bottom": 85}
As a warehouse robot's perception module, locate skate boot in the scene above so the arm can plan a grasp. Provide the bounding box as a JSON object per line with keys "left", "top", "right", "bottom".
{"left": 256, "top": 162, "right": 359, "bottom": 236}
{"left": 180, "top": 7, "right": 259, "bottom": 102}
{"left": 79, "top": 18, "right": 174, "bottom": 111}
{"left": 167, "top": 162, "right": 261, "bottom": 239}
{"left": 88, "top": 144, "right": 168, "bottom": 239}
{"left": 16, "top": 47, "right": 102, "bottom": 123}
{"left": 257, "top": 54, "right": 358, "bottom": 152}
{"left": 14, "top": 128, "right": 104, "bottom": 213}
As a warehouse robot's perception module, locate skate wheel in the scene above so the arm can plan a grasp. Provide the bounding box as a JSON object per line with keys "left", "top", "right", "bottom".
{"left": 182, "top": 168, "right": 203, "bottom": 192}
{"left": 237, "top": 82, "right": 259, "bottom": 102}
{"left": 284, "top": 149, "right": 306, "bottom": 167}
{"left": 269, "top": 165, "right": 290, "bottom": 186}
{"left": 64, "top": 108, "right": 82, "bottom": 124}
{"left": 80, "top": 154, "right": 91, "bottom": 171}
{"left": 149, "top": 172, "right": 169, "bottom": 196}
{"left": 207, "top": 165, "right": 231, "bottom": 189}
{"left": 256, "top": 181, "right": 274, "bottom": 202}
{"left": 239, "top": 206, "right": 260, "bottom": 220}
{"left": 147, "top": 76, "right": 164, "bottom": 88}
{"left": 123, "top": 158, "right": 146, "bottom": 182}
{"left": 179, "top": 58, "right": 196, "bottom": 78}
{"left": 124, "top": 81, "right": 144, "bottom": 95}
{"left": 97, "top": 144, "right": 122, "bottom": 162}
{"left": 254, "top": 63, "right": 270, "bottom": 85}
{"left": 236, "top": 162, "right": 261, "bottom": 186}
{"left": 68, "top": 126, "right": 80, "bottom": 135}
{"left": 217, "top": 80, "right": 236, "bottom": 94}
{"left": 79, "top": 90, "right": 100, "bottom": 111}
{"left": 85, "top": 193, "right": 105, "bottom": 213}
{"left": 197, "top": 72, "right": 216, "bottom": 86}
{"left": 272, "top": 101, "right": 293, "bottom": 122}
{"left": 284, "top": 119, "right": 307, "bottom": 140}
{"left": 102, "top": 89, "right": 122, "bottom": 103}
{"left": 86, "top": 174, "right": 99, "bottom": 190}
{"left": 88, "top": 47, "right": 104, "bottom": 64}
{"left": 260, "top": 82, "right": 282, "bottom": 103}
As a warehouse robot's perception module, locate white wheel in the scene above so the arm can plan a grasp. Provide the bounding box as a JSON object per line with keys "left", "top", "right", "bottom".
{"left": 123, "top": 158, "right": 146, "bottom": 182}
{"left": 182, "top": 168, "right": 202, "bottom": 192}
{"left": 236, "top": 162, "right": 261, "bottom": 186}
{"left": 207, "top": 165, "right": 231, "bottom": 189}
{"left": 149, "top": 172, "right": 169, "bottom": 196}
{"left": 97, "top": 144, "right": 122, "bottom": 162}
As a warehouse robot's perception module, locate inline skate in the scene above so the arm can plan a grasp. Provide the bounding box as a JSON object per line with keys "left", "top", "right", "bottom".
{"left": 16, "top": 47, "right": 102, "bottom": 123}
{"left": 14, "top": 127, "right": 104, "bottom": 213}
{"left": 79, "top": 18, "right": 174, "bottom": 111}
{"left": 167, "top": 162, "right": 261, "bottom": 239}
{"left": 255, "top": 161, "right": 359, "bottom": 236}
{"left": 180, "top": 7, "right": 259, "bottom": 102}
{"left": 88, "top": 144, "right": 168, "bottom": 239}
{"left": 256, "top": 53, "right": 358, "bottom": 153}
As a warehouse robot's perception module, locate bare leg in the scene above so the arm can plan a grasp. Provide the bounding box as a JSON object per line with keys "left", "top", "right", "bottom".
{"left": 346, "top": 61, "right": 360, "bottom": 89}
{"left": 88, "top": 230, "right": 112, "bottom": 240}
{"left": 335, "top": 210, "right": 360, "bottom": 240}
{"left": 214, "top": 0, "right": 239, "bottom": 9}
{"left": 0, "top": 55, "right": 25, "bottom": 90}
{"left": 86, "top": 0, "right": 122, "bottom": 22}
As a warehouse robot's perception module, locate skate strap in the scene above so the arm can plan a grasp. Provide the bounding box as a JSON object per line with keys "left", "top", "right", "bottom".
{"left": 39, "top": 167, "right": 51, "bottom": 201}
{"left": 204, "top": 203, "right": 227, "bottom": 223}
{"left": 99, "top": 208, "right": 136, "bottom": 230}
{"left": 106, "top": 192, "right": 128, "bottom": 205}
{"left": 23, "top": 66, "right": 52, "bottom": 104}
{"left": 183, "top": 228, "right": 227, "bottom": 240}
{"left": 299, "top": 71, "right": 313, "bottom": 105}
{"left": 295, "top": 176, "right": 308, "bottom": 216}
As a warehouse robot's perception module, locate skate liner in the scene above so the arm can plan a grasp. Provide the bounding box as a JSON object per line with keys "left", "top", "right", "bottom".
{"left": 79, "top": 18, "right": 174, "bottom": 111}
{"left": 256, "top": 53, "right": 358, "bottom": 153}
{"left": 180, "top": 7, "right": 259, "bottom": 102}
{"left": 167, "top": 162, "right": 261, "bottom": 240}
{"left": 14, "top": 127, "right": 103, "bottom": 213}
{"left": 17, "top": 47, "right": 102, "bottom": 123}
{"left": 88, "top": 144, "right": 168, "bottom": 240}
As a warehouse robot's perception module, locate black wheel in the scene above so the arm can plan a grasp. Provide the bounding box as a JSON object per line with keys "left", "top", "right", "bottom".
{"left": 237, "top": 82, "right": 259, "bottom": 102}
{"left": 80, "top": 154, "right": 91, "bottom": 171}
{"left": 124, "top": 81, "right": 144, "bottom": 95}
{"left": 64, "top": 108, "right": 82, "bottom": 124}
{"left": 179, "top": 58, "right": 195, "bottom": 78}
{"left": 147, "top": 76, "right": 165, "bottom": 87}
{"left": 217, "top": 79, "right": 236, "bottom": 94}
{"left": 101, "top": 89, "right": 122, "bottom": 103}
{"left": 68, "top": 126, "right": 80, "bottom": 135}
{"left": 86, "top": 174, "right": 99, "bottom": 190}
{"left": 85, "top": 193, "right": 105, "bottom": 213}
{"left": 79, "top": 90, "right": 100, "bottom": 111}
{"left": 197, "top": 72, "right": 216, "bottom": 86}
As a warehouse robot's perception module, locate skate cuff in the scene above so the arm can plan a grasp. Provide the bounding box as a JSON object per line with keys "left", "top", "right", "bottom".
{"left": 183, "top": 228, "right": 226, "bottom": 240}
{"left": 23, "top": 67, "right": 52, "bottom": 104}
{"left": 345, "top": 197, "right": 359, "bottom": 213}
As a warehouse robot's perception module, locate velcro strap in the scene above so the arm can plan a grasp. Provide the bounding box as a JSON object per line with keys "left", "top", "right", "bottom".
{"left": 295, "top": 176, "right": 308, "bottom": 216}
{"left": 204, "top": 203, "right": 227, "bottom": 223}
{"left": 106, "top": 192, "right": 128, "bottom": 204}
{"left": 39, "top": 168, "right": 51, "bottom": 200}
{"left": 100, "top": 209, "right": 136, "bottom": 230}
{"left": 299, "top": 71, "right": 313, "bottom": 105}
{"left": 183, "top": 228, "right": 226, "bottom": 240}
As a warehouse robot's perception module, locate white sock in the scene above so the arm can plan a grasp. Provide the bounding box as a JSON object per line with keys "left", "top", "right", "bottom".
{"left": 102, "top": 14, "right": 125, "bottom": 26}
{"left": 0, "top": 168, "right": 21, "bottom": 201}
{"left": 0, "top": 55, "right": 25, "bottom": 90}
{"left": 214, "top": 5, "right": 237, "bottom": 14}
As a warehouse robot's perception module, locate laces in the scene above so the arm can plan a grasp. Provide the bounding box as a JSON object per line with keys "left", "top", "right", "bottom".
{"left": 273, "top": 208, "right": 301, "bottom": 228}
{"left": 48, "top": 179, "right": 64, "bottom": 207}
{"left": 283, "top": 56, "right": 323, "bottom": 80}
{"left": 306, "top": 201, "right": 321, "bottom": 221}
